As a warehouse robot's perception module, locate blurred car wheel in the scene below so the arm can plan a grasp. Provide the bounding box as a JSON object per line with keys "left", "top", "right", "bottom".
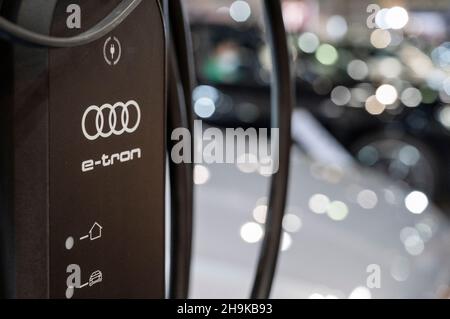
{"left": 351, "top": 133, "right": 441, "bottom": 202}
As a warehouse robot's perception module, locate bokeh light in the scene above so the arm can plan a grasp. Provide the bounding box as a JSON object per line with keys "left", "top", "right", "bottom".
{"left": 376, "top": 84, "right": 398, "bottom": 105}
{"left": 327, "top": 201, "right": 349, "bottom": 221}
{"left": 386, "top": 7, "right": 409, "bottom": 30}
{"left": 298, "top": 32, "right": 320, "bottom": 53}
{"left": 331, "top": 86, "right": 351, "bottom": 106}
{"left": 405, "top": 191, "right": 429, "bottom": 215}
{"left": 315, "top": 44, "right": 339, "bottom": 65}
{"left": 401, "top": 88, "right": 423, "bottom": 107}
{"left": 240, "top": 222, "right": 263, "bottom": 244}
{"left": 347, "top": 60, "right": 369, "bottom": 80}
{"left": 349, "top": 287, "right": 372, "bottom": 299}
{"left": 283, "top": 214, "right": 302, "bottom": 233}
{"left": 326, "top": 15, "right": 348, "bottom": 40}
{"left": 309, "top": 194, "right": 331, "bottom": 214}
{"left": 194, "top": 97, "right": 216, "bottom": 118}
{"left": 194, "top": 165, "right": 211, "bottom": 185}
{"left": 365, "top": 95, "right": 386, "bottom": 115}
{"left": 229, "top": 1, "right": 251, "bottom": 23}
{"left": 370, "top": 29, "right": 392, "bottom": 49}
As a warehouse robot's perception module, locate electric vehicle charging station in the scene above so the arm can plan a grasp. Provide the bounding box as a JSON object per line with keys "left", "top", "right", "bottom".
{"left": 0, "top": 0, "right": 166, "bottom": 299}
{"left": 0, "top": 0, "right": 294, "bottom": 300}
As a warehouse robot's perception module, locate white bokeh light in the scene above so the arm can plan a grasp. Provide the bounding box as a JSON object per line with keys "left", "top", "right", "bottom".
{"left": 281, "top": 232, "right": 293, "bottom": 252}
{"left": 331, "top": 86, "right": 351, "bottom": 106}
{"left": 370, "top": 29, "right": 392, "bottom": 49}
{"left": 194, "top": 97, "right": 216, "bottom": 118}
{"left": 326, "top": 15, "right": 348, "bottom": 40}
{"left": 391, "top": 256, "right": 411, "bottom": 282}
{"left": 309, "top": 194, "right": 330, "bottom": 214}
{"left": 194, "top": 165, "right": 211, "bottom": 185}
{"left": 386, "top": 7, "right": 409, "bottom": 30}
{"left": 375, "top": 8, "right": 390, "bottom": 29}
{"left": 376, "top": 84, "right": 398, "bottom": 105}
{"left": 405, "top": 191, "right": 429, "bottom": 215}
{"left": 404, "top": 235, "right": 425, "bottom": 256}
{"left": 347, "top": 60, "right": 369, "bottom": 80}
{"left": 240, "top": 222, "right": 263, "bottom": 243}
{"left": 253, "top": 205, "right": 268, "bottom": 224}
{"left": 298, "top": 32, "right": 320, "bottom": 53}
{"left": 283, "top": 214, "right": 302, "bottom": 233}
{"left": 376, "top": 7, "right": 409, "bottom": 30}
{"left": 401, "top": 88, "right": 423, "bottom": 107}
{"left": 349, "top": 287, "right": 372, "bottom": 299}
{"left": 438, "top": 106, "right": 450, "bottom": 129}
{"left": 357, "top": 190, "right": 378, "bottom": 210}
{"left": 365, "top": 95, "right": 386, "bottom": 115}
{"left": 229, "top": 1, "right": 251, "bottom": 23}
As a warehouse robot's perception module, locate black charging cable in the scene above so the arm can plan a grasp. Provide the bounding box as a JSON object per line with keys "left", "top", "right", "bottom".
{"left": 167, "top": 51, "right": 194, "bottom": 300}
{"left": 163, "top": 0, "right": 195, "bottom": 299}
{"left": 168, "top": 0, "right": 196, "bottom": 124}
{"left": 166, "top": 0, "right": 293, "bottom": 300}
{"left": 168, "top": 0, "right": 195, "bottom": 299}
{"left": 251, "top": 0, "right": 294, "bottom": 299}
{"left": 0, "top": 0, "right": 141, "bottom": 47}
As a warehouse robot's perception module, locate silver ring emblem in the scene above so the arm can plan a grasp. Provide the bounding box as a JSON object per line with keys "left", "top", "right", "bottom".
{"left": 82, "top": 100, "right": 141, "bottom": 141}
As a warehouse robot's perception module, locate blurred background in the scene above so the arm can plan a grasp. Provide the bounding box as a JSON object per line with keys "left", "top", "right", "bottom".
{"left": 180, "top": 0, "right": 450, "bottom": 299}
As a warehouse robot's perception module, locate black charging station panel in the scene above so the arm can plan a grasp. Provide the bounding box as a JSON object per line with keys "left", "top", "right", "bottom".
{"left": 0, "top": 0, "right": 165, "bottom": 298}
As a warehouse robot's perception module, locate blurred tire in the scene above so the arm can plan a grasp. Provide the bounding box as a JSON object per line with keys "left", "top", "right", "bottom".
{"left": 351, "top": 132, "right": 442, "bottom": 202}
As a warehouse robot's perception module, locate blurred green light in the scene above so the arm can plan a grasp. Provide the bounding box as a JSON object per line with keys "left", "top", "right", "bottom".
{"left": 315, "top": 44, "right": 338, "bottom": 66}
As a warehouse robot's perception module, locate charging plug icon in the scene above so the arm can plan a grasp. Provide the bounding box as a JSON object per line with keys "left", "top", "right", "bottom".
{"left": 103, "top": 36, "right": 121, "bottom": 66}
{"left": 110, "top": 44, "right": 116, "bottom": 60}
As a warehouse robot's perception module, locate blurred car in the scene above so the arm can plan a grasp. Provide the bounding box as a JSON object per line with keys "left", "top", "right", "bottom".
{"left": 192, "top": 147, "right": 450, "bottom": 299}
{"left": 185, "top": 0, "right": 450, "bottom": 299}
{"left": 189, "top": 18, "right": 450, "bottom": 209}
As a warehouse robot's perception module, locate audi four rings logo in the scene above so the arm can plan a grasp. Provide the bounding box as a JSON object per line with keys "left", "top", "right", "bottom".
{"left": 82, "top": 100, "right": 141, "bottom": 141}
